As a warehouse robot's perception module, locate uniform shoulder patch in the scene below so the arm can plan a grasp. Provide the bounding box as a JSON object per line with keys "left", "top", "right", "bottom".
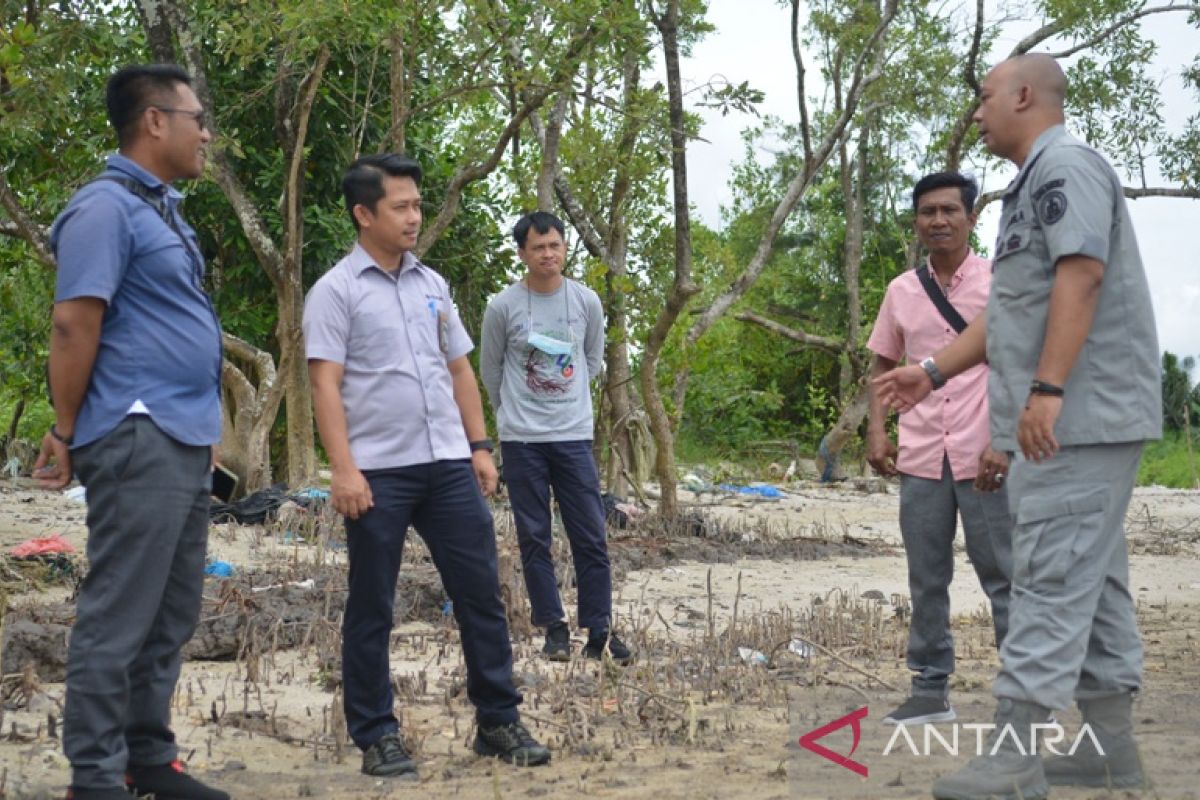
{"left": 1037, "top": 189, "right": 1068, "bottom": 225}
{"left": 1032, "top": 178, "right": 1065, "bottom": 202}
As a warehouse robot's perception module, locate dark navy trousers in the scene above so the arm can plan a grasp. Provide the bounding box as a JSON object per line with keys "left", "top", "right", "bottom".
{"left": 502, "top": 440, "right": 612, "bottom": 631}
{"left": 342, "top": 460, "right": 520, "bottom": 750}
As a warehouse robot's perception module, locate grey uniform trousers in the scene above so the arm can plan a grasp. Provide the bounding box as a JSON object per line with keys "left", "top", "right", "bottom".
{"left": 64, "top": 416, "right": 212, "bottom": 790}
{"left": 994, "top": 442, "right": 1144, "bottom": 709}
{"left": 899, "top": 454, "right": 1013, "bottom": 697}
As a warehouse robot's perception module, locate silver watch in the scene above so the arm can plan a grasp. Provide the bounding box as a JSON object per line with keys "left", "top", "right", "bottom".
{"left": 919, "top": 357, "right": 947, "bottom": 390}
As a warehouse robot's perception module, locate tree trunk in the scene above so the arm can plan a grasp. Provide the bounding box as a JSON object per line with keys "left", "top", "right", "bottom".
{"left": 277, "top": 293, "right": 317, "bottom": 488}
{"left": 816, "top": 380, "right": 870, "bottom": 482}
{"left": 646, "top": 0, "right": 701, "bottom": 517}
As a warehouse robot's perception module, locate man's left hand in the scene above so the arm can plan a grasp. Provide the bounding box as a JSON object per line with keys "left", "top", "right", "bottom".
{"left": 472, "top": 450, "right": 499, "bottom": 497}
{"left": 974, "top": 446, "right": 1010, "bottom": 492}
{"left": 1018, "top": 393, "right": 1062, "bottom": 463}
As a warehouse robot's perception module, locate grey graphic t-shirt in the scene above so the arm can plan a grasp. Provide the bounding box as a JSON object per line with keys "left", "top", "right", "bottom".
{"left": 480, "top": 279, "right": 605, "bottom": 442}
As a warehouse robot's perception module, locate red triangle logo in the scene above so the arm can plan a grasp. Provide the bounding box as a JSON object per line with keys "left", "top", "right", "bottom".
{"left": 798, "top": 706, "right": 869, "bottom": 777}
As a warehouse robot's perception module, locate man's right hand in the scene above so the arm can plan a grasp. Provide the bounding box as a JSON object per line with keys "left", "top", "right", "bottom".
{"left": 33, "top": 430, "right": 73, "bottom": 490}
{"left": 873, "top": 364, "right": 934, "bottom": 413}
{"left": 332, "top": 467, "right": 373, "bottom": 519}
{"left": 866, "top": 431, "right": 899, "bottom": 477}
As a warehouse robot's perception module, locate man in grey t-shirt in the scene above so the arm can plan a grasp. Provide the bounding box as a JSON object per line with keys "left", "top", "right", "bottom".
{"left": 480, "top": 212, "right": 631, "bottom": 665}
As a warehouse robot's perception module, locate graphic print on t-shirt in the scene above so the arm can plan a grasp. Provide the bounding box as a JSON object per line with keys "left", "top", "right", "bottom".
{"left": 524, "top": 328, "right": 575, "bottom": 397}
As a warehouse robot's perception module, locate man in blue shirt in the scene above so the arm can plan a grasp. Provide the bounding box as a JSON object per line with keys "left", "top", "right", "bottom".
{"left": 34, "top": 64, "right": 227, "bottom": 800}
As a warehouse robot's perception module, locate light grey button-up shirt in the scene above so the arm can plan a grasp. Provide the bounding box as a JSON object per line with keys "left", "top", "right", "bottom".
{"left": 303, "top": 244, "right": 474, "bottom": 470}
{"left": 987, "top": 125, "right": 1162, "bottom": 451}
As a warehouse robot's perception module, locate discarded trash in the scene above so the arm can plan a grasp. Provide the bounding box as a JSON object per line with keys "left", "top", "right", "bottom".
{"left": 3, "top": 457, "right": 20, "bottom": 479}
{"left": 204, "top": 560, "right": 234, "bottom": 578}
{"left": 10, "top": 534, "right": 76, "bottom": 558}
{"left": 251, "top": 578, "right": 315, "bottom": 592}
{"left": 788, "top": 639, "right": 813, "bottom": 658}
{"left": 293, "top": 487, "right": 331, "bottom": 501}
{"left": 602, "top": 492, "right": 644, "bottom": 529}
{"left": 717, "top": 483, "right": 782, "bottom": 499}
{"left": 681, "top": 473, "right": 708, "bottom": 493}
{"left": 442, "top": 600, "right": 454, "bottom": 616}
{"left": 63, "top": 486, "right": 87, "bottom": 504}
{"left": 738, "top": 647, "right": 768, "bottom": 666}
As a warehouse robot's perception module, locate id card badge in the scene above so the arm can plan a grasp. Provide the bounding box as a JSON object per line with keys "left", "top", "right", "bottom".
{"left": 437, "top": 310, "right": 450, "bottom": 356}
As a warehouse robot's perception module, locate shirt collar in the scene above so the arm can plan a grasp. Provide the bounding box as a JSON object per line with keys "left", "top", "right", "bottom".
{"left": 105, "top": 152, "right": 183, "bottom": 201}
{"left": 349, "top": 242, "right": 419, "bottom": 276}
{"left": 1003, "top": 124, "right": 1067, "bottom": 198}
{"left": 925, "top": 249, "right": 983, "bottom": 285}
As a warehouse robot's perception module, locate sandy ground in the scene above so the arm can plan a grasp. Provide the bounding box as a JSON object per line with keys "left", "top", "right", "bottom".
{"left": 1, "top": 476, "right": 1198, "bottom": 800}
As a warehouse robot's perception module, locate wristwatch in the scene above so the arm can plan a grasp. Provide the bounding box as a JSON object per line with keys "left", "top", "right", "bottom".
{"left": 919, "top": 357, "right": 947, "bottom": 390}
{"left": 469, "top": 438, "right": 495, "bottom": 453}
{"left": 1029, "top": 379, "right": 1065, "bottom": 397}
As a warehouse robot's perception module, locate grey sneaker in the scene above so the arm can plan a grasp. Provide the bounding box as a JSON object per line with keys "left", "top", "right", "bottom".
{"left": 542, "top": 621, "right": 571, "bottom": 662}
{"left": 361, "top": 731, "right": 417, "bottom": 777}
{"left": 882, "top": 695, "right": 956, "bottom": 725}
{"left": 473, "top": 720, "right": 551, "bottom": 766}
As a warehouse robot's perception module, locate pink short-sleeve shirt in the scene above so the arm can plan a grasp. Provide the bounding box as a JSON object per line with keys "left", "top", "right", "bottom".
{"left": 866, "top": 252, "right": 993, "bottom": 481}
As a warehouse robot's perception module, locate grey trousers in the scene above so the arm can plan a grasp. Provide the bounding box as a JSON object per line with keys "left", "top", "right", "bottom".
{"left": 899, "top": 455, "right": 1013, "bottom": 697}
{"left": 994, "top": 443, "right": 1144, "bottom": 709}
{"left": 64, "top": 416, "right": 212, "bottom": 789}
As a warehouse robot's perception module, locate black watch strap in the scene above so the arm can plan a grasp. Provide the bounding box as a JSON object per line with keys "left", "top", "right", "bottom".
{"left": 50, "top": 424, "right": 74, "bottom": 446}
{"left": 1029, "top": 379, "right": 1065, "bottom": 397}
{"left": 469, "top": 438, "right": 494, "bottom": 453}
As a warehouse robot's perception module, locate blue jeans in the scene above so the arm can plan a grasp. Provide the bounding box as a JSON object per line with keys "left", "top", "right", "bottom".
{"left": 342, "top": 460, "right": 521, "bottom": 750}
{"left": 502, "top": 440, "right": 612, "bottom": 631}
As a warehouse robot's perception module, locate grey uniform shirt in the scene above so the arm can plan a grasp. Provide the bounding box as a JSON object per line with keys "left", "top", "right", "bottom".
{"left": 987, "top": 125, "right": 1162, "bottom": 451}
{"left": 480, "top": 278, "right": 605, "bottom": 442}
{"left": 303, "top": 244, "right": 474, "bottom": 470}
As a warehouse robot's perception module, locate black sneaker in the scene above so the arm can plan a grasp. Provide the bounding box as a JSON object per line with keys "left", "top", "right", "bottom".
{"left": 542, "top": 621, "right": 571, "bottom": 662}
{"left": 361, "top": 731, "right": 418, "bottom": 777}
{"left": 583, "top": 630, "right": 633, "bottom": 666}
{"left": 882, "top": 695, "right": 956, "bottom": 725}
{"left": 125, "top": 760, "right": 229, "bottom": 800}
{"left": 473, "top": 720, "right": 551, "bottom": 766}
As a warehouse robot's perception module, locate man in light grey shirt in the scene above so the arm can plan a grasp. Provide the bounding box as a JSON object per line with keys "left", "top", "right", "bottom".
{"left": 480, "top": 211, "right": 630, "bottom": 665}
{"left": 304, "top": 154, "right": 550, "bottom": 777}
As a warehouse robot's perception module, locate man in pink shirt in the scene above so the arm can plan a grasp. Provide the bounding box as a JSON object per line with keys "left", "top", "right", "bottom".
{"left": 866, "top": 172, "right": 1013, "bottom": 725}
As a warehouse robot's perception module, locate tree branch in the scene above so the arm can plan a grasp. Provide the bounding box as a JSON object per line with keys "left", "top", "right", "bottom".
{"left": 977, "top": 183, "right": 1200, "bottom": 212}
{"left": 683, "top": 0, "right": 898, "bottom": 348}
{"left": 791, "top": 0, "right": 813, "bottom": 165}
{"left": 283, "top": 46, "right": 330, "bottom": 286}
{"left": 735, "top": 312, "right": 844, "bottom": 355}
{"left": 158, "top": 0, "right": 287, "bottom": 287}
{"left": 416, "top": 23, "right": 600, "bottom": 254}
{"left": 0, "top": 169, "right": 54, "bottom": 269}
{"left": 536, "top": 91, "right": 570, "bottom": 211}
{"left": 1043, "top": 4, "right": 1200, "bottom": 58}
{"left": 964, "top": 0, "right": 985, "bottom": 98}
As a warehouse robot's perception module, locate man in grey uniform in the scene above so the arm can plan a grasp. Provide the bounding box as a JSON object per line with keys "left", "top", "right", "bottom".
{"left": 875, "top": 53, "right": 1161, "bottom": 800}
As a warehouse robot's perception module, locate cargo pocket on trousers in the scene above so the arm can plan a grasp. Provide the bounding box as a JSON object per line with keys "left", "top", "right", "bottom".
{"left": 1014, "top": 487, "right": 1108, "bottom": 586}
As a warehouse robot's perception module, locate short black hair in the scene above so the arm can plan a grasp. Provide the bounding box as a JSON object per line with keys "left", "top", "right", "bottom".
{"left": 912, "top": 171, "right": 978, "bottom": 213}
{"left": 342, "top": 154, "right": 423, "bottom": 230}
{"left": 513, "top": 211, "right": 565, "bottom": 249}
{"left": 106, "top": 64, "right": 194, "bottom": 146}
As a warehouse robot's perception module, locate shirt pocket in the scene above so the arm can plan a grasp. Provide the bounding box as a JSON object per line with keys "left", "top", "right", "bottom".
{"left": 1013, "top": 487, "right": 1107, "bottom": 585}
{"left": 348, "top": 309, "right": 405, "bottom": 371}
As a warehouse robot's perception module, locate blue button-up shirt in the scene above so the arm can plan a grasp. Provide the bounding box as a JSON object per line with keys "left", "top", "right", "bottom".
{"left": 303, "top": 244, "right": 474, "bottom": 470}
{"left": 50, "top": 153, "right": 223, "bottom": 448}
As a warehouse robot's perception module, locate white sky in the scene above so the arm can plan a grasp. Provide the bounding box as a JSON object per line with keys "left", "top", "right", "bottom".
{"left": 681, "top": 1, "right": 1199, "bottom": 361}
